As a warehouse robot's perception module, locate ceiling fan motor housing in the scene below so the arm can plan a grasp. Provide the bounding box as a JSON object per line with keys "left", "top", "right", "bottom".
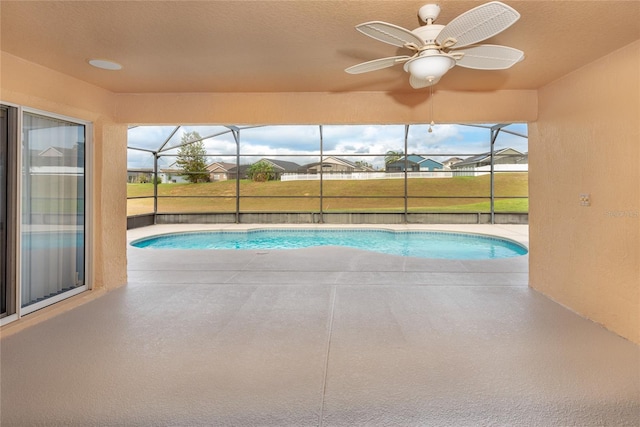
{"left": 412, "top": 25, "right": 445, "bottom": 45}
{"left": 418, "top": 4, "right": 441, "bottom": 23}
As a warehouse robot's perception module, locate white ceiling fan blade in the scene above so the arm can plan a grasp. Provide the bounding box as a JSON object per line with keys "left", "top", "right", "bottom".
{"left": 436, "top": 1, "right": 520, "bottom": 49}
{"left": 345, "top": 55, "right": 412, "bottom": 74}
{"left": 409, "top": 75, "right": 440, "bottom": 89}
{"left": 355, "top": 21, "right": 425, "bottom": 49}
{"left": 454, "top": 45, "right": 524, "bottom": 70}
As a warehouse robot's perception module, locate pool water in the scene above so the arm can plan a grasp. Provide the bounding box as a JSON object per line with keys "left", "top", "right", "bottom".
{"left": 131, "top": 229, "right": 528, "bottom": 260}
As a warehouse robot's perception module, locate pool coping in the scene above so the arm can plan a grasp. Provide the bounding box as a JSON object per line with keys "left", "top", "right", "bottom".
{"left": 127, "top": 224, "right": 529, "bottom": 248}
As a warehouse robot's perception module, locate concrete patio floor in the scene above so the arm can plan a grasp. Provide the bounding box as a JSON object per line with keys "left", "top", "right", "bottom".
{"left": 1, "top": 225, "right": 638, "bottom": 426}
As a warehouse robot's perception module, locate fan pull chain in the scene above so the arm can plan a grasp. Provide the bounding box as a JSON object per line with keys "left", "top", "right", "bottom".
{"left": 428, "top": 82, "right": 435, "bottom": 133}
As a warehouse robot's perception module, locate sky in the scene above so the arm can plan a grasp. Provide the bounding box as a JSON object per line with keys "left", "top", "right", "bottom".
{"left": 127, "top": 123, "right": 528, "bottom": 171}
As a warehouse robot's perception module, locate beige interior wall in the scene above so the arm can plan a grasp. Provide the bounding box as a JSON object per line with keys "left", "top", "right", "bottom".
{"left": 529, "top": 40, "right": 640, "bottom": 343}
{"left": 1, "top": 52, "right": 128, "bottom": 292}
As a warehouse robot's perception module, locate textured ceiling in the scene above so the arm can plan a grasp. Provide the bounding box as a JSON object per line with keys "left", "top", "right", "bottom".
{"left": 1, "top": 1, "right": 639, "bottom": 94}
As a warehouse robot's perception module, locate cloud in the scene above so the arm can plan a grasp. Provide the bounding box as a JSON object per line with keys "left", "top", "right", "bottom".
{"left": 128, "top": 126, "right": 178, "bottom": 151}
{"left": 127, "top": 149, "right": 157, "bottom": 169}
{"left": 239, "top": 126, "right": 321, "bottom": 152}
{"left": 128, "top": 123, "right": 528, "bottom": 170}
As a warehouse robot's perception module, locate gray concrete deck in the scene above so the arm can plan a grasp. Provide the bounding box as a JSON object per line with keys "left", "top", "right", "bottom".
{"left": 1, "top": 225, "right": 638, "bottom": 426}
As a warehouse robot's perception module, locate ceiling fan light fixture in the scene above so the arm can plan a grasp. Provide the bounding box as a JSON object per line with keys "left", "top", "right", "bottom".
{"left": 405, "top": 54, "right": 455, "bottom": 81}
{"left": 347, "top": 2, "right": 523, "bottom": 89}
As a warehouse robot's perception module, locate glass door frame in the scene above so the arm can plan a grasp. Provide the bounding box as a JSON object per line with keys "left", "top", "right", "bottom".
{"left": 0, "top": 103, "right": 93, "bottom": 324}
{"left": 1, "top": 103, "right": 18, "bottom": 325}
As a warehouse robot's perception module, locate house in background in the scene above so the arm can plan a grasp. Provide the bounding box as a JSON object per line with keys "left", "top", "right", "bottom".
{"left": 451, "top": 148, "right": 528, "bottom": 176}
{"left": 207, "top": 161, "right": 236, "bottom": 181}
{"left": 30, "top": 146, "right": 84, "bottom": 177}
{"left": 301, "top": 156, "right": 373, "bottom": 174}
{"left": 442, "top": 157, "right": 464, "bottom": 168}
{"left": 152, "top": 161, "right": 187, "bottom": 183}
{"left": 158, "top": 166, "right": 188, "bottom": 183}
{"left": 226, "top": 164, "right": 249, "bottom": 180}
{"left": 128, "top": 168, "right": 187, "bottom": 184}
{"left": 386, "top": 155, "right": 448, "bottom": 173}
{"left": 453, "top": 148, "right": 527, "bottom": 168}
{"left": 127, "top": 169, "right": 152, "bottom": 183}
{"left": 263, "top": 159, "right": 301, "bottom": 179}
{"left": 228, "top": 158, "right": 301, "bottom": 180}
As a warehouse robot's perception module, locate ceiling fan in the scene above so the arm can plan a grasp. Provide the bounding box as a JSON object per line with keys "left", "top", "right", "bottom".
{"left": 345, "top": 1, "right": 524, "bottom": 89}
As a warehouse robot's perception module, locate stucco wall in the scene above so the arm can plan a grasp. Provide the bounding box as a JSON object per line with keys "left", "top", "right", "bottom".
{"left": 1, "top": 52, "right": 128, "bottom": 291}
{"left": 529, "top": 40, "right": 640, "bottom": 343}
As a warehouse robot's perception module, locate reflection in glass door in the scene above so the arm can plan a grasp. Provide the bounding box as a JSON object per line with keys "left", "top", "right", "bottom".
{"left": 21, "top": 112, "right": 86, "bottom": 312}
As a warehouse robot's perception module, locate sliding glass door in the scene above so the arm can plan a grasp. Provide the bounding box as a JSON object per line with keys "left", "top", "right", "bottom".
{"left": 21, "top": 112, "right": 87, "bottom": 312}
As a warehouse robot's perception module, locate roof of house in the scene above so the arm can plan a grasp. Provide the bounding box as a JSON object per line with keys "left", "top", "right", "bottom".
{"left": 300, "top": 156, "right": 375, "bottom": 171}
{"left": 443, "top": 157, "right": 464, "bottom": 164}
{"left": 38, "top": 147, "right": 64, "bottom": 157}
{"left": 207, "top": 162, "right": 236, "bottom": 172}
{"left": 451, "top": 148, "right": 525, "bottom": 168}
{"left": 29, "top": 146, "right": 84, "bottom": 167}
{"left": 226, "top": 159, "right": 301, "bottom": 175}
{"left": 391, "top": 155, "right": 444, "bottom": 167}
{"left": 262, "top": 158, "right": 301, "bottom": 172}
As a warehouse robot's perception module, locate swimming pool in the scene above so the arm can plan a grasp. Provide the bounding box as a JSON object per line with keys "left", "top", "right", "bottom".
{"left": 131, "top": 229, "right": 528, "bottom": 260}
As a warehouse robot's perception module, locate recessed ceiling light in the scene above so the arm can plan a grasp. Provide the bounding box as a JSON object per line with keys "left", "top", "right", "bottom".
{"left": 88, "top": 59, "right": 123, "bottom": 70}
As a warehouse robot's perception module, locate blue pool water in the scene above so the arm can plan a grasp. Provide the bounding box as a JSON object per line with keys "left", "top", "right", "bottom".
{"left": 131, "top": 229, "right": 528, "bottom": 260}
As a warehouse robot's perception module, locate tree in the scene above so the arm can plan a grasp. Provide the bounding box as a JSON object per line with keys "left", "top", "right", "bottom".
{"left": 137, "top": 173, "right": 150, "bottom": 184}
{"left": 176, "top": 131, "right": 209, "bottom": 183}
{"left": 247, "top": 160, "right": 275, "bottom": 182}
{"left": 355, "top": 160, "right": 373, "bottom": 169}
{"left": 385, "top": 150, "right": 403, "bottom": 165}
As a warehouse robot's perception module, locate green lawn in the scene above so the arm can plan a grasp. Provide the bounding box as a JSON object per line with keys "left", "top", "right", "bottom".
{"left": 127, "top": 173, "right": 528, "bottom": 215}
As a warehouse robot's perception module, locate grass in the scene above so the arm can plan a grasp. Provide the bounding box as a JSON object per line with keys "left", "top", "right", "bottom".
{"left": 127, "top": 173, "right": 528, "bottom": 216}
